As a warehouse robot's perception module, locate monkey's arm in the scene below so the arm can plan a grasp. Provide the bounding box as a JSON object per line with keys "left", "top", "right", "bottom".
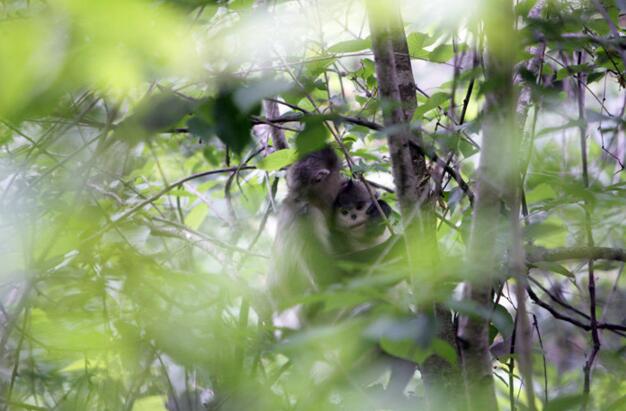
{"left": 270, "top": 203, "right": 341, "bottom": 309}
{"left": 339, "top": 233, "right": 406, "bottom": 268}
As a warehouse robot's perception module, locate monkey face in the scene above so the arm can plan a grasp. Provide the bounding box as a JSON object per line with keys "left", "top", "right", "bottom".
{"left": 333, "top": 180, "right": 371, "bottom": 233}
{"left": 331, "top": 179, "right": 393, "bottom": 252}
{"left": 334, "top": 200, "right": 370, "bottom": 234}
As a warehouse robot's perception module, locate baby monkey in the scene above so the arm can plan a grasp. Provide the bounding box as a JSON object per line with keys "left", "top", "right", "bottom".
{"left": 332, "top": 179, "right": 392, "bottom": 255}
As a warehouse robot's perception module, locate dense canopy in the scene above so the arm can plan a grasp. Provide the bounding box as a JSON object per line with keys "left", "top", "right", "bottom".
{"left": 0, "top": 1, "right": 625, "bottom": 411}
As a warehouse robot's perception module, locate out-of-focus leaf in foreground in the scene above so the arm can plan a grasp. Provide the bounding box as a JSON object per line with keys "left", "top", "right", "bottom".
{"left": 0, "top": 0, "right": 198, "bottom": 120}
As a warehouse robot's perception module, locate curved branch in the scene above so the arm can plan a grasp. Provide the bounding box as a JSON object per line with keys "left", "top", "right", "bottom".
{"left": 527, "top": 246, "right": 626, "bottom": 264}
{"left": 91, "top": 166, "right": 256, "bottom": 240}
{"left": 527, "top": 286, "right": 626, "bottom": 335}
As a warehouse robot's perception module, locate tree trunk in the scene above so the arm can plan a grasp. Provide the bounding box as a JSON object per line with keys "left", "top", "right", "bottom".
{"left": 461, "top": 1, "right": 516, "bottom": 410}
{"left": 262, "top": 99, "right": 288, "bottom": 150}
{"left": 365, "top": 1, "right": 462, "bottom": 409}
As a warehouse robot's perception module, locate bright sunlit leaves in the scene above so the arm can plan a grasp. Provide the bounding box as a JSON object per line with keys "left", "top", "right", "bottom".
{"left": 0, "top": 0, "right": 198, "bottom": 119}
{"left": 0, "top": 1, "right": 624, "bottom": 410}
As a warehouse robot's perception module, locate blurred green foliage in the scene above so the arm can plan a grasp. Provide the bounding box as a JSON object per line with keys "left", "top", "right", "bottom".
{"left": 0, "top": 1, "right": 624, "bottom": 411}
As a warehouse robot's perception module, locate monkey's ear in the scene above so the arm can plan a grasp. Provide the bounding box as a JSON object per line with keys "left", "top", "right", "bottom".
{"left": 312, "top": 169, "right": 330, "bottom": 183}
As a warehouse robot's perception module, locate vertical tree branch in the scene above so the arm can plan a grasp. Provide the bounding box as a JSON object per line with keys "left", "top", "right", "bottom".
{"left": 365, "top": 0, "right": 419, "bottom": 216}
{"left": 577, "top": 51, "right": 601, "bottom": 411}
{"left": 509, "top": 3, "right": 546, "bottom": 410}
{"left": 512, "top": 268, "right": 536, "bottom": 411}
{"left": 262, "top": 99, "right": 289, "bottom": 150}
{"left": 461, "top": 1, "right": 517, "bottom": 410}
{"left": 365, "top": 1, "right": 462, "bottom": 409}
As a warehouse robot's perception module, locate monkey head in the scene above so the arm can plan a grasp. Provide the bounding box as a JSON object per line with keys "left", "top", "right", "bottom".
{"left": 333, "top": 180, "right": 371, "bottom": 233}
{"left": 333, "top": 179, "right": 391, "bottom": 241}
{"left": 286, "top": 147, "right": 343, "bottom": 207}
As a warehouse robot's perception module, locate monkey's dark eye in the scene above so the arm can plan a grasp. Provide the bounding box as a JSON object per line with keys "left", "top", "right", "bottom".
{"left": 356, "top": 202, "right": 366, "bottom": 210}
{"left": 341, "top": 209, "right": 349, "bottom": 215}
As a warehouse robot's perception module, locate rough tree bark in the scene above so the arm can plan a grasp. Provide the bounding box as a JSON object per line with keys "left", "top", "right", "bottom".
{"left": 461, "top": 1, "right": 517, "bottom": 410}
{"left": 262, "top": 99, "right": 288, "bottom": 150}
{"left": 365, "top": 1, "right": 462, "bottom": 409}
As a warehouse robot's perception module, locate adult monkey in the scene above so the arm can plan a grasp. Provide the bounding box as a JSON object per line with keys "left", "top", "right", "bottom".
{"left": 269, "top": 147, "right": 415, "bottom": 405}
{"left": 269, "top": 146, "right": 345, "bottom": 309}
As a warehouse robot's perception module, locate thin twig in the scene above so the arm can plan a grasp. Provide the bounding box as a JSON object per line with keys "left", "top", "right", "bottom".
{"left": 527, "top": 276, "right": 590, "bottom": 320}
{"left": 527, "top": 286, "right": 626, "bottom": 334}
{"left": 527, "top": 286, "right": 590, "bottom": 330}
{"left": 531, "top": 315, "right": 548, "bottom": 404}
{"left": 100, "top": 166, "right": 256, "bottom": 232}
{"left": 508, "top": 312, "right": 518, "bottom": 411}
{"left": 576, "top": 51, "right": 600, "bottom": 409}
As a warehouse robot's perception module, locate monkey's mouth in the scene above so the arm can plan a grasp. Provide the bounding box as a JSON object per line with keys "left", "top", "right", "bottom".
{"left": 346, "top": 220, "right": 367, "bottom": 229}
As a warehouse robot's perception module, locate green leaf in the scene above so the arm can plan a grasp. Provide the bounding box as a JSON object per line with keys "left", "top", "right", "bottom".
{"left": 305, "top": 57, "right": 336, "bottom": 78}
{"left": 515, "top": 0, "right": 536, "bottom": 16}
{"left": 412, "top": 92, "right": 449, "bottom": 120}
{"left": 491, "top": 304, "right": 514, "bottom": 339}
{"left": 187, "top": 115, "right": 213, "bottom": 143}
{"left": 213, "top": 88, "right": 259, "bottom": 155}
{"left": 189, "top": 82, "right": 265, "bottom": 155}
{"left": 587, "top": 70, "right": 606, "bottom": 84}
{"left": 202, "top": 145, "right": 221, "bottom": 166}
{"left": 431, "top": 338, "right": 458, "bottom": 366}
{"left": 185, "top": 204, "right": 209, "bottom": 230}
{"left": 116, "top": 92, "right": 195, "bottom": 142}
{"left": 358, "top": 58, "right": 376, "bottom": 79}
{"left": 450, "top": 299, "right": 510, "bottom": 340}
{"left": 257, "top": 148, "right": 297, "bottom": 171}
{"left": 525, "top": 222, "right": 566, "bottom": 242}
{"left": 544, "top": 394, "right": 585, "bottom": 411}
{"left": 603, "top": 395, "right": 626, "bottom": 411}
{"left": 318, "top": 291, "right": 373, "bottom": 312}
{"left": 527, "top": 183, "right": 557, "bottom": 203}
{"left": 328, "top": 38, "right": 371, "bottom": 53}
{"left": 427, "top": 44, "right": 455, "bottom": 63}
{"left": 234, "top": 79, "right": 293, "bottom": 111}
{"left": 533, "top": 262, "right": 574, "bottom": 278}
{"left": 132, "top": 396, "right": 167, "bottom": 411}
{"left": 536, "top": 119, "right": 586, "bottom": 138}
{"left": 230, "top": 0, "right": 255, "bottom": 10}
{"left": 555, "top": 63, "right": 594, "bottom": 81}
{"left": 407, "top": 32, "right": 435, "bottom": 58}
{"left": 341, "top": 134, "right": 358, "bottom": 148}
{"left": 380, "top": 336, "right": 430, "bottom": 364}
{"left": 295, "top": 116, "right": 330, "bottom": 155}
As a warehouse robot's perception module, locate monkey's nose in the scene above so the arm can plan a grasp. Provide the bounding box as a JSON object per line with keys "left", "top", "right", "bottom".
{"left": 351, "top": 214, "right": 357, "bottom": 220}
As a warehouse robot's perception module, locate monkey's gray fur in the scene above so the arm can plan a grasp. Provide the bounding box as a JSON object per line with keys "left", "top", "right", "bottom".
{"left": 269, "top": 147, "right": 345, "bottom": 307}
